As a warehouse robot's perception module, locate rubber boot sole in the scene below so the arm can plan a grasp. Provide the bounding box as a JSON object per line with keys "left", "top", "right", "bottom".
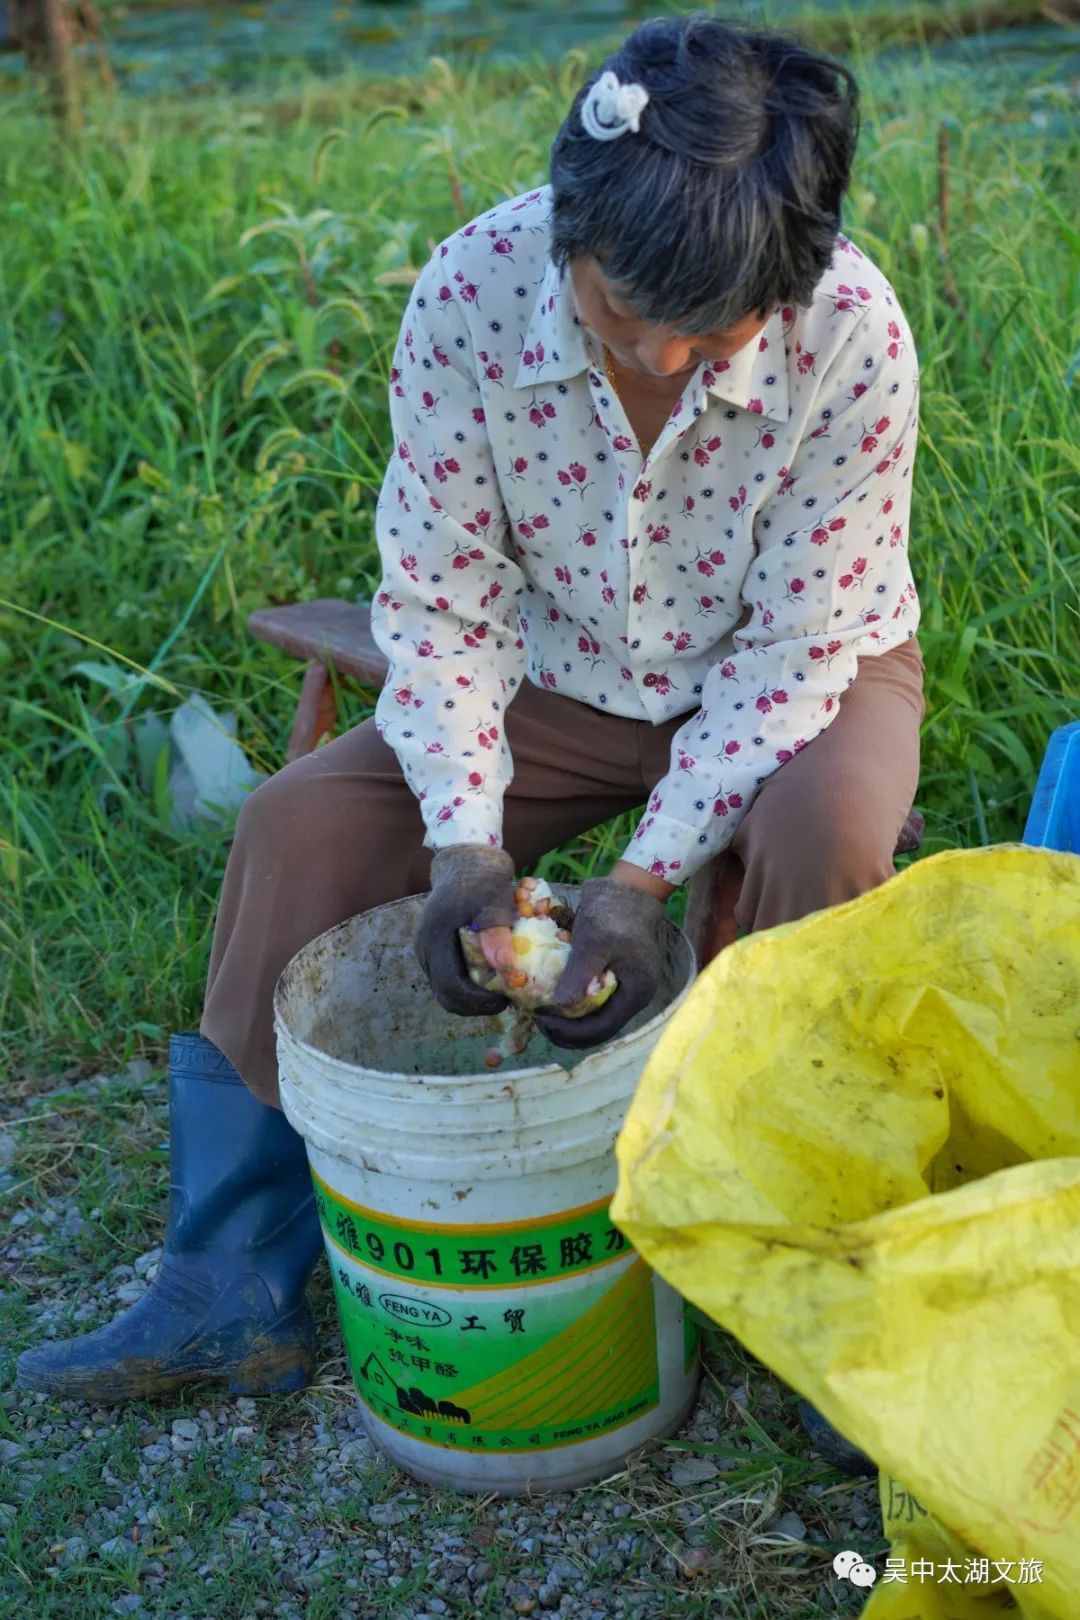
{"left": 15, "top": 1299, "right": 317, "bottom": 1404}
{"left": 16, "top": 1339, "right": 315, "bottom": 1403}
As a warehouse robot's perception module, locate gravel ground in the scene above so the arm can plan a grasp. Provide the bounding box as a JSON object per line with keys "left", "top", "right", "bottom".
{"left": 1, "top": 1070, "right": 879, "bottom": 1619}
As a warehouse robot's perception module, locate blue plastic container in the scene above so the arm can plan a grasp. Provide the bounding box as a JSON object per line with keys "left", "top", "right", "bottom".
{"left": 1022, "top": 721, "right": 1080, "bottom": 855}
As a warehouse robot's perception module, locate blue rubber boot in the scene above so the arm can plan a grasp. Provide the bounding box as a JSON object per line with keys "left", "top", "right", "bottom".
{"left": 797, "top": 1400, "right": 876, "bottom": 1476}
{"left": 16, "top": 1034, "right": 325, "bottom": 1402}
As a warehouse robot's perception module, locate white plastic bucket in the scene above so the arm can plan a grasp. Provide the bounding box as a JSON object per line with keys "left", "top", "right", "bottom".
{"left": 274, "top": 889, "right": 701, "bottom": 1495}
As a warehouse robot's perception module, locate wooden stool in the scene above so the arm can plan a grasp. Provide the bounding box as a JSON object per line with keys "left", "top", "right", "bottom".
{"left": 249, "top": 599, "right": 390, "bottom": 764}
{"left": 249, "top": 598, "right": 923, "bottom": 969}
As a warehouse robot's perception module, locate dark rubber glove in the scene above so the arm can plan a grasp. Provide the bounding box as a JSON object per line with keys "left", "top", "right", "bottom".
{"left": 416, "top": 844, "right": 518, "bottom": 1015}
{"left": 535, "top": 878, "right": 666, "bottom": 1051}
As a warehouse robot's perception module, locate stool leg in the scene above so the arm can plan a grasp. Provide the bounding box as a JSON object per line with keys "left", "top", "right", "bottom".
{"left": 684, "top": 853, "right": 744, "bottom": 970}
{"left": 287, "top": 661, "right": 338, "bottom": 762}
{"left": 894, "top": 808, "right": 925, "bottom": 856}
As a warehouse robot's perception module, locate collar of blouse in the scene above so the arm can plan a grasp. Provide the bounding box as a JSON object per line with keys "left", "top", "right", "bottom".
{"left": 511, "top": 256, "right": 792, "bottom": 431}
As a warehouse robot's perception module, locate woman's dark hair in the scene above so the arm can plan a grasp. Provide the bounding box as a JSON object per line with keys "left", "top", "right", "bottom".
{"left": 550, "top": 14, "right": 860, "bottom": 334}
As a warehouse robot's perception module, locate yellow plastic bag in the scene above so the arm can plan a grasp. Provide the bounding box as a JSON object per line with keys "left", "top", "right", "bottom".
{"left": 613, "top": 847, "right": 1080, "bottom": 1617}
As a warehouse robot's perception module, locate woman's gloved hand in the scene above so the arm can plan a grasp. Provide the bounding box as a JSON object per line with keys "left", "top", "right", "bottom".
{"left": 535, "top": 877, "right": 666, "bottom": 1050}
{"left": 416, "top": 844, "right": 518, "bottom": 1015}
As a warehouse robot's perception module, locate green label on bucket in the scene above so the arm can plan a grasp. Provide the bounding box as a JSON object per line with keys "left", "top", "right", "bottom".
{"left": 314, "top": 1175, "right": 661, "bottom": 1454}
{"left": 312, "top": 1170, "right": 633, "bottom": 1289}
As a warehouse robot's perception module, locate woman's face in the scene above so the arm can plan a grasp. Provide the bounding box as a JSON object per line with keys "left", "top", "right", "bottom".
{"left": 570, "top": 255, "right": 769, "bottom": 385}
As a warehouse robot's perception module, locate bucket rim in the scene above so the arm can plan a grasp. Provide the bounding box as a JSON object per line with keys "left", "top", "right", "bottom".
{"left": 273, "top": 890, "right": 697, "bottom": 1089}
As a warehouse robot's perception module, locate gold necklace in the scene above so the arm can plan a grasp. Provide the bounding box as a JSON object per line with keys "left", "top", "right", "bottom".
{"left": 603, "top": 345, "right": 655, "bottom": 459}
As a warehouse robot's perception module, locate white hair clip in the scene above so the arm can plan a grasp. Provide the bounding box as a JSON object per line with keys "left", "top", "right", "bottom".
{"left": 581, "top": 70, "right": 650, "bottom": 142}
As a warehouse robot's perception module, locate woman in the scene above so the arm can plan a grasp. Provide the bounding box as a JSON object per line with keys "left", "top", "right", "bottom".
{"left": 18, "top": 16, "right": 922, "bottom": 1437}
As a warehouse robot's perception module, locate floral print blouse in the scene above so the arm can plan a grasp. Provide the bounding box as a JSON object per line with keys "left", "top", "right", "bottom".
{"left": 371, "top": 186, "right": 920, "bottom": 885}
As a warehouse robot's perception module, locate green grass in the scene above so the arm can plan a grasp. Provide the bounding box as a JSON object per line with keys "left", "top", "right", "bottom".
{"left": 1, "top": 31, "right": 1077, "bottom": 1619}
{"left": 1, "top": 39, "right": 1078, "bottom": 1090}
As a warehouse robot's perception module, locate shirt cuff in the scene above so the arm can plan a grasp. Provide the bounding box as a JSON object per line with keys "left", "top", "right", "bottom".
{"left": 422, "top": 795, "right": 505, "bottom": 853}
{"left": 621, "top": 806, "right": 738, "bottom": 886}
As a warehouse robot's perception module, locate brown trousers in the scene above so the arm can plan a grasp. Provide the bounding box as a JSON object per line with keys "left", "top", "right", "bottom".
{"left": 202, "top": 640, "right": 924, "bottom": 1107}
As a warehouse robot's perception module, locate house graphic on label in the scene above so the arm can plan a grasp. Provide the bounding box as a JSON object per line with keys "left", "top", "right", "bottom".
{"left": 357, "top": 1351, "right": 471, "bottom": 1426}
{"left": 358, "top": 1351, "right": 394, "bottom": 1391}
